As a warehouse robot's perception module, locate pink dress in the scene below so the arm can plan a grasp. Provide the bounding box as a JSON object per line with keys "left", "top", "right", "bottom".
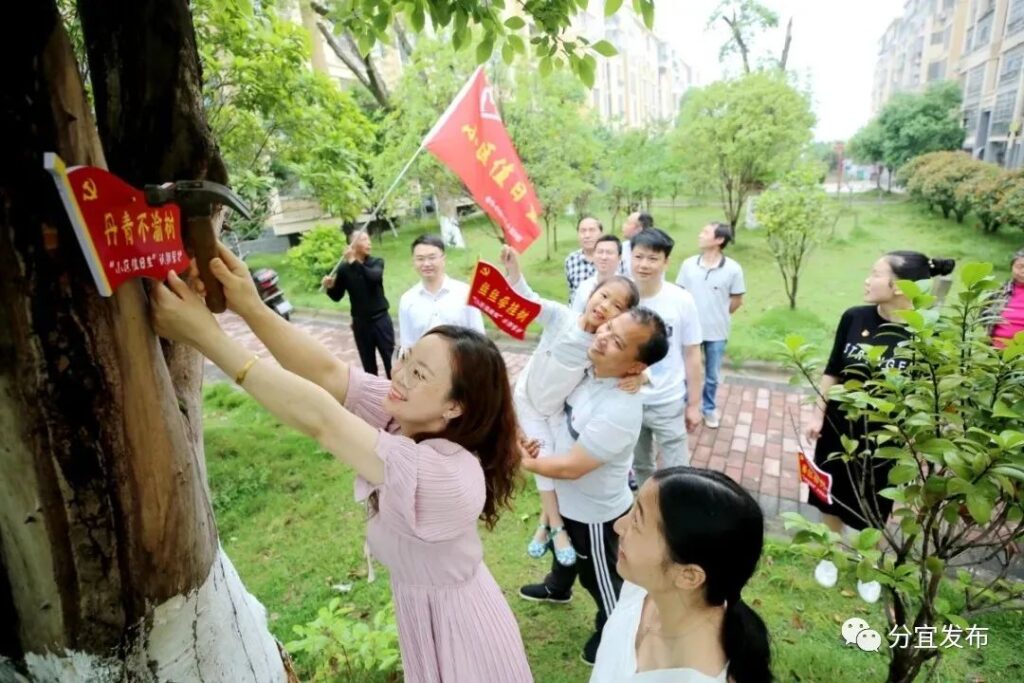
{"left": 345, "top": 367, "right": 533, "bottom": 683}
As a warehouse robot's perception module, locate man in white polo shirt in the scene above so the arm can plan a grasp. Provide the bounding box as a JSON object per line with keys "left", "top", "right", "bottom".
{"left": 630, "top": 228, "right": 704, "bottom": 487}
{"left": 570, "top": 234, "right": 624, "bottom": 313}
{"left": 675, "top": 222, "right": 745, "bottom": 428}
{"left": 519, "top": 307, "right": 670, "bottom": 666}
{"left": 397, "top": 234, "right": 484, "bottom": 359}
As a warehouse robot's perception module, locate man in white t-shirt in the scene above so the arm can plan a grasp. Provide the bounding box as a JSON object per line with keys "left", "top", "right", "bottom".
{"left": 629, "top": 228, "right": 704, "bottom": 487}
{"left": 397, "top": 234, "right": 484, "bottom": 358}
{"left": 570, "top": 234, "right": 624, "bottom": 313}
{"left": 619, "top": 211, "right": 653, "bottom": 278}
{"left": 519, "top": 308, "right": 670, "bottom": 665}
{"left": 675, "top": 222, "right": 745, "bottom": 429}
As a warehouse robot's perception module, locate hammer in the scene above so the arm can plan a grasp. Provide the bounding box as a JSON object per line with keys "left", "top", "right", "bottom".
{"left": 145, "top": 180, "right": 252, "bottom": 313}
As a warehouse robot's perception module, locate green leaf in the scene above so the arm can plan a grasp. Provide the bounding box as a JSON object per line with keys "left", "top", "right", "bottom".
{"left": 926, "top": 556, "right": 944, "bottom": 576}
{"left": 854, "top": 528, "right": 883, "bottom": 551}
{"left": 410, "top": 3, "right": 425, "bottom": 32}
{"left": 605, "top": 0, "right": 624, "bottom": 16}
{"left": 966, "top": 491, "right": 993, "bottom": 524}
{"left": 888, "top": 461, "right": 919, "bottom": 485}
{"left": 501, "top": 42, "right": 514, "bottom": 64}
{"left": 591, "top": 39, "right": 618, "bottom": 57}
{"left": 993, "top": 465, "right": 1024, "bottom": 483}
{"left": 579, "top": 54, "right": 597, "bottom": 88}
{"left": 504, "top": 16, "right": 526, "bottom": 30}
{"left": 476, "top": 34, "right": 495, "bottom": 64}
{"left": 640, "top": 0, "right": 655, "bottom": 28}
{"left": 960, "top": 262, "right": 993, "bottom": 287}
{"left": 508, "top": 34, "right": 526, "bottom": 54}
{"left": 895, "top": 279, "right": 922, "bottom": 299}
{"left": 539, "top": 56, "right": 553, "bottom": 77}
{"left": 946, "top": 477, "right": 973, "bottom": 496}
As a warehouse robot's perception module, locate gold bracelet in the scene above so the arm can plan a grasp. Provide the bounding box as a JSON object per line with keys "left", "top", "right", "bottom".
{"left": 234, "top": 355, "right": 259, "bottom": 386}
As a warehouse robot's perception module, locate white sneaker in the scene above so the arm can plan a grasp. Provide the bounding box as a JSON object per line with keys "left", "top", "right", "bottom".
{"left": 857, "top": 580, "right": 882, "bottom": 604}
{"left": 814, "top": 559, "right": 838, "bottom": 588}
{"left": 703, "top": 412, "right": 720, "bottom": 429}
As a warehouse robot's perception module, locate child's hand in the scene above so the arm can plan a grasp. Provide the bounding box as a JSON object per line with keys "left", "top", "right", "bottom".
{"left": 617, "top": 374, "right": 645, "bottom": 394}
{"left": 500, "top": 245, "right": 521, "bottom": 284}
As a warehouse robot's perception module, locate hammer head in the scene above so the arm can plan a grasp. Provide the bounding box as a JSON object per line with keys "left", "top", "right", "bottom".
{"left": 144, "top": 180, "right": 252, "bottom": 220}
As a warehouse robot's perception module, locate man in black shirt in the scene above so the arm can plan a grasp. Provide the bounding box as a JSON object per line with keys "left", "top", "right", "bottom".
{"left": 321, "top": 230, "right": 395, "bottom": 378}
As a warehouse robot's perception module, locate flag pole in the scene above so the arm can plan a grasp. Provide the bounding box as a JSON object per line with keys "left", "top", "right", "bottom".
{"left": 322, "top": 67, "right": 486, "bottom": 288}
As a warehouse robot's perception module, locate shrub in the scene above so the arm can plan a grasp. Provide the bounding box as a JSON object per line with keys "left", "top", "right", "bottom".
{"left": 286, "top": 598, "right": 401, "bottom": 682}
{"left": 954, "top": 166, "right": 1009, "bottom": 232}
{"left": 993, "top": 171, "right": 1024, "bottom": 233}
{"left": 917, "top": 153, "right": 986, "bottom": 222}
{"left": 781, "top": 264, "right": 1024, "bottom": 683}
{"left": 284, "top": 225, "right": 348, "bottom": 290}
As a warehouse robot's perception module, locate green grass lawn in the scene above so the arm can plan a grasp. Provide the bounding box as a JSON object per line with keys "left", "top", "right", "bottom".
{"left": 205, "top": 384, "right": 1024, "bottom": 683}
{"left": 248, "top": 196, "right": 1024, "bottom": 364}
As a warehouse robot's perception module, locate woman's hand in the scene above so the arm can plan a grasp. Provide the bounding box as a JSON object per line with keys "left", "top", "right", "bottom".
{"left": 517, "top": 431, "right": 541, "bottom": 465}
{"left": 150, "top": 270, "right": 224, "bottom": 350}
{"left": 209, "top": 243, "right": 263, "bottom": 318}
{"left": 500, "top": 245, "right": 521, "bottom": 285}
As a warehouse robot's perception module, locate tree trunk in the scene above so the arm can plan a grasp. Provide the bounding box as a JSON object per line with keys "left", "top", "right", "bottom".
{"left": 0, "top": 3, "right": 286, "bottom": 679}
{"left": 779, "top": 17, "right": 793, "bottom": 71}
{"left": 789, "top": 274, "right": 799, "bottom": 309}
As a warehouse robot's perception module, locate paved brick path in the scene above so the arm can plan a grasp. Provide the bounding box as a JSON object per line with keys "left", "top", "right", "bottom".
{"left": 213, "top": 312, "right": 820, "bottom": 519}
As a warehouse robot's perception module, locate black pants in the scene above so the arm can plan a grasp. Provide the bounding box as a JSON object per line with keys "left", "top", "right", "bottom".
{"left": 352, "top": 313, "right": 395, "bottom": 378}
{"left": 544, "top": 510, "right": 627, "bottom": 635}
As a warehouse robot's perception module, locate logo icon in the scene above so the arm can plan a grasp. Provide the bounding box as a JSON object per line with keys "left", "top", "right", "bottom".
{"left": 842, "top": 617, "right": 882, "bottom": 652}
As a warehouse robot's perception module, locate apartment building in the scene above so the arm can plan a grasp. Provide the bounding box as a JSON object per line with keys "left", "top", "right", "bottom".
{"left": 570, "top": 2, "right": 693, "bottom": 127}
{"left": 872, "top": 0, "right": 1024, "bottom": 168}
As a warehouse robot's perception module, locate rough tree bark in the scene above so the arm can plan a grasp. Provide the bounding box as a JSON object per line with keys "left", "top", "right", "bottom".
{"left": 0, "top": 2, "right": 287, "bottom": 680}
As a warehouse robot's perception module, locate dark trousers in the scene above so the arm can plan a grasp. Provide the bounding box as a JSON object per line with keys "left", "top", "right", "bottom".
{"left": 544, "top": 510, "right": 627, "bottom": 635}
{"left": 352, "top": 313, "right": 395, "bottom": 378}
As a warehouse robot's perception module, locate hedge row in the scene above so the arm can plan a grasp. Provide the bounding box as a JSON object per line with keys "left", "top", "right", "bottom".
{"left": 897, "top": 151, "right": 1024, "bottom": 232}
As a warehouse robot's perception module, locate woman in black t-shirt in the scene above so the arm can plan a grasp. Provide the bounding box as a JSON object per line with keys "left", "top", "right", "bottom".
{"left": 804, "top": 251, "right": 955, "bottom": 603}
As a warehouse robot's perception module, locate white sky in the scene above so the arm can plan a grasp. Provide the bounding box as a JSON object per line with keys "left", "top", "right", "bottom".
{"left": 658, "top": 0, "right": 904, "bottom": 141}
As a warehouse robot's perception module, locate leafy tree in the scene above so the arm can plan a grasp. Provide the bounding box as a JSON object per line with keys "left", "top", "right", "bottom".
{"left": 708, "top": 0, "right": 792, "bottom": 74}
{"left": 319, "top": 0, "right": 655, "bottom": 87}
{"left": 782, "top": 264, "right": 1024, "bottom": 683}
{"left": 195, "top": 0, "right": 376, "bottom": 235}
{"left": 754, "top": 166, "right": 828, "bottom": 309}
{"left": 505, "top": 70, "right": 602, "bottom": 259}
{"left": 677, "top": 71, "right": 815, "bottom": 235}
{"left": 878, "top": 82, "right": 966, "bottom": 189}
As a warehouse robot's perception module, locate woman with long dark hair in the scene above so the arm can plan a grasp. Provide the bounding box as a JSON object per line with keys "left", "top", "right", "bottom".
{"left": 150, "top": 244, "right": 532, "bottom": 682}
{"left": 590, "top": 467, "right": 771, "bottom": 683}
{"left": 805, "top": 251, "right": 955, "bottom": 603}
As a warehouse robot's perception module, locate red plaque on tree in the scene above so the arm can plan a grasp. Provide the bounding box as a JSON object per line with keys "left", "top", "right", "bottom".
{"left": 44, "top": 153, "right": 190, "bottom": 296}
{"left": 467, "top": 260, "right": 541, "bottom": 340}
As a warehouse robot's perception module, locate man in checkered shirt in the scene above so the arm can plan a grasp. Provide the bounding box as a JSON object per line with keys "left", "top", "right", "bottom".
{"left": 564, "top": 216, "right": 604, "bottom": 303}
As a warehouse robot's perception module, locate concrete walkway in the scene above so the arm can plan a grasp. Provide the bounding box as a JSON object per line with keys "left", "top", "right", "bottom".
{"left": 212, "top": 311, "right": 825, "bottom": 523}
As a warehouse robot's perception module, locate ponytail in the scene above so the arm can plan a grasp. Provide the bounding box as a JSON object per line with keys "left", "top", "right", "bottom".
{"left": 723, "top": 597, "right": 772, "bottom": 683}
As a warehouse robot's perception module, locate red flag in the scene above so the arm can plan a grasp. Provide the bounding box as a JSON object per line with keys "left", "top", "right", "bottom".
{"left": 466, "top": 260, "right": 541, "bottom": 340}
{"left": 44, "top": 153, "right": 190, "bottom": 296}
{"left": 798, "top": 451, "right": 834, "bottom": 505}
{"left": 425, "top": 67, "right": 542, "bottom": 253}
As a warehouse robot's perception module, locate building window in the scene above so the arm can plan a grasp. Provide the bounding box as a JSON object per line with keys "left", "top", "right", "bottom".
{"left": 966, "top": 64, "right": 986, "bottom": 99}
{"left": 963, "top": 105, "right": 979, "bottom": 134}
{"left": 928, "top": 61, "right": 946, "bottom": 81}
{"left": 990, "top": 89, "right": 1017, "bottom": 137}
{"left": 931, "top": 29, "right": 945, "bottom": 45}
{"left": 1000, "top": 46, "right": 1024, "bottom": 87}
{"left": 1009, "top": 0, "right": 1024, "bottom": 36}
{"left": 974, "top": 12, "right": 994, "bottom": 51}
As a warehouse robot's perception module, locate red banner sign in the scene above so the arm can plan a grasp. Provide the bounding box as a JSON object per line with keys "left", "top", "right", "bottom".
{"left": 798, "top": 451, "right": 834, "bottom": 505}
{"left": 44, "top": 153, "right": 190, "bottom": 296}
{"left": 424, "top": 67, "right": 542, "bottom": 254}
{"left": 467, "top": 260, "right": 541, "bottom": 340}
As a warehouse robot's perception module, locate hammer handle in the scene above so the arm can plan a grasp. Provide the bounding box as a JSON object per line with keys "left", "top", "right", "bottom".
{"left": 188, "top": 216, "right": 227, "bottom": 314}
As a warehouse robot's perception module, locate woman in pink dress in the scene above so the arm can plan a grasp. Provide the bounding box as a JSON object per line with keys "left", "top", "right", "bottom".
{"left": 988, "top": 249, "right": 1024, "bottom": 348}
{"left": 151, "top": 244, "right": 532, "bottom": 682}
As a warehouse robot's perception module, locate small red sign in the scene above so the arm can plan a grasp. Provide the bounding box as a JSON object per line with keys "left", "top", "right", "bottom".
{"left": 44, "top": 153, "right": 190, "bottom": 296}
{"left": 466, "top": 260, "right": 541, "bottom": 340}
{"left": 799, "top": 451, "right": 834, "bottom": 505}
